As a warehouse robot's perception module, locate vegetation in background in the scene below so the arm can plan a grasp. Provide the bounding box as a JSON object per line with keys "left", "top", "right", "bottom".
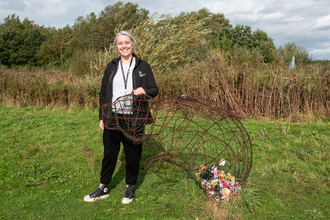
{"left": 0, "top": 14, "right": 47, "bottom": 68}
{"left": 277, "top": 42, "right": 313, "bottom": 64}
{"left": 2, "top": 52, "right": 328, "bottom": 120}
{"left": 82, "top": 13, "right": 211, "bottom": 77}
{"left": 36, "top": 26, "right": 77, "bottom": 67}
{"left": 0, "top": 70, "right": 100, "bottom": 108}
{"left": 72, "top": 1, "right": 149, "bottom": 51}
{"left": 0, "top": 1, "right": 316, "bottom": 72}
{"left": 163, "top": 8, "right": 230, "bottom": 46}
{"left": 159, "top": 54, "right": 329, "bottom": 119}
{"left": 213, "top": 25, "right": 277, "bottom": 63}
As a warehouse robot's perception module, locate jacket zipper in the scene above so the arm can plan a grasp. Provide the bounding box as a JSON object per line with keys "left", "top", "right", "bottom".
{"left": 109, "top": 65, "right": 118, "bottom": 106}
{"left": 132, "top": 58, "right": 139, "bottom": 90}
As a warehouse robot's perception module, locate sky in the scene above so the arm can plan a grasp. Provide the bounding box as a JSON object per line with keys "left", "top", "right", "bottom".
{"left": 1, "top": 0, "right": 330, "bottom": 60}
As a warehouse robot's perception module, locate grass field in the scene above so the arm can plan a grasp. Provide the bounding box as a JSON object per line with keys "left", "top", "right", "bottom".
{"left": 0, "top": 105, "right": 329, "bottom": 219}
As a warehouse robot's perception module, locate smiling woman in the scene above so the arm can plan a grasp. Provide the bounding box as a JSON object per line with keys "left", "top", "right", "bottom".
{"left": 83, "top": 30, "right": 158, "bottom": 204}
{"left": 114, "top": 34, "right": 135, "bottom": 62}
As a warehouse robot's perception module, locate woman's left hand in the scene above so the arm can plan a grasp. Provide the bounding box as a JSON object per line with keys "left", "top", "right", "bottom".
{"left": 133, "top": 87, "right": 146, "bottom": 96}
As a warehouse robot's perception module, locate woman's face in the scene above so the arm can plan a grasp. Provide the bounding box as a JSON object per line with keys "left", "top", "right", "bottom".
{"left": 116, "top": 35, "right": 134, "bottom": 58}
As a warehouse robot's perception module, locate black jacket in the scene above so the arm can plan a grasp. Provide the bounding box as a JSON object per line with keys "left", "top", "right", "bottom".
{"left": 99, "top": 53, "right": 158, "bottom": 120}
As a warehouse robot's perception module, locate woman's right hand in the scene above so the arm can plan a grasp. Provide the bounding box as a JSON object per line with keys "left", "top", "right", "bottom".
{"left": 99, "top": 120, "right": 104, "bottom": 130}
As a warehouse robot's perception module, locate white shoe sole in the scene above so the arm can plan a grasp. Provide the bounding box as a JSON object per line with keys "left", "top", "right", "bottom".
{"left": 84, "top": 194, "right": 109, "bottom": 202}
{"left": 121, "top": 198, "right": 133, "bottom": 204}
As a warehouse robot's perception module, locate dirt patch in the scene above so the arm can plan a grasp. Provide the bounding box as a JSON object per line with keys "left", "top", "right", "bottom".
{"left": 206, "top": 200, "right": 228, "bottom": 220}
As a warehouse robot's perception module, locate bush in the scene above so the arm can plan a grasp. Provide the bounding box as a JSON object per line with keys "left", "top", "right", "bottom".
{"left": 70, "top": 49, "right": 99, "bottom": 76}
{"left": 277, "top": 42, "right": 313, "bottom": 64}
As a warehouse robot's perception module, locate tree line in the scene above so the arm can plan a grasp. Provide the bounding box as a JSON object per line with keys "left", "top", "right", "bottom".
{"left": 0, "top": 1, "right": 313, "bottom": 72}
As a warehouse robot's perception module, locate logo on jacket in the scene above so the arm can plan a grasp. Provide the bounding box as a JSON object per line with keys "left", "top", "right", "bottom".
{"left": 139, "top": 71, "right": 146, "bottom": 77}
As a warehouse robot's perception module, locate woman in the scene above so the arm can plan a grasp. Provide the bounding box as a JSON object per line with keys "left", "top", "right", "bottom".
{"left": 84, "top": 31, "right": 158, "bottom": 204}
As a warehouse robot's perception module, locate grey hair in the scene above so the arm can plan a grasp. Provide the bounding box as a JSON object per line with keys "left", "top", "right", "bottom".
{"left": 114, "top": 31, "right": 136, "bottom": 52}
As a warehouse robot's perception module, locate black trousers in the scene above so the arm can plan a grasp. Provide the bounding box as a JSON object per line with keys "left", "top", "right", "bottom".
{"left": 100, "top": 128, "right": 143, "bottom": 186}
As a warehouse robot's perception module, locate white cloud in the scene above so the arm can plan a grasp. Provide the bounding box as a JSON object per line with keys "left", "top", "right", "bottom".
{"left": 314, "top": 15, "right": 330, "bottom": 31}
{"left": 0, "top": 0, "right": 329, "bottom": 59}
{"left": 204, "top": 0, "right": 330, "bottom": 59}
{"left": 310, "top": 42, "right": 330, "bottom": 59}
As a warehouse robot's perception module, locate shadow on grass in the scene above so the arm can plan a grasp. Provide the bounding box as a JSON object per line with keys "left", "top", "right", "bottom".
{"left": 106, "top": 137, "right": 187, "bottom": 194}
{"left": 106, "top": 142, "right": 155, "bottom": 193}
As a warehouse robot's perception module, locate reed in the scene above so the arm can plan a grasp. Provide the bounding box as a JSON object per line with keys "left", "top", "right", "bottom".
{"left": 154, "top": 53, "right": 329, "bottom": 120}
{"left": 1, "top": 53, "right": 329, "bottom": 120}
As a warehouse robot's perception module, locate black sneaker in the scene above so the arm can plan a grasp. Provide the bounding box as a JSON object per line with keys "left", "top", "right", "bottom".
{"left": 121, "top": 185, "right": 134, "bottom": 204}
{"left": 84, "top": 183, "right": 110, "bottom": 202}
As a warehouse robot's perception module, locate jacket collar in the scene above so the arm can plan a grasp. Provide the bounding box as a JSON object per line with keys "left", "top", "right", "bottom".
{"left": 111, "top": 53, "right": 140, "bottom": 67}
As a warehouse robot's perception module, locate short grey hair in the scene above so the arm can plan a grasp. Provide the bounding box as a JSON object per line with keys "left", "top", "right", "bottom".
{"left": 114, "top": 31, "right": 136, "bottom": 52}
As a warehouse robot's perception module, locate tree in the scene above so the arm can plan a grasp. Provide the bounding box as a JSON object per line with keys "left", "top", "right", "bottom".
{"left": 277, "top": 42, "right": 312, "bottom": 64}
{"left": 251, "top": 29, "right": 276, "bottom": 63}
{"left": 0, "top": 14, "right": 47, "bottom": 67}
{"left": 213, "top": 26, "right": 232, "bottom": 53}
{"left": 213, "top": 25, "right": 276, "bottom": 63}
{"left": 231, "top": 25, "right": 253, "bottom": 49}
{"left": 36, "top": 25, "right": 77, "bottom": 65}
{"left": 164, "top": 8, "right": 230, "bottom": 45}
{"left": 72, "top": 1, "right": 149, "bottom": 51}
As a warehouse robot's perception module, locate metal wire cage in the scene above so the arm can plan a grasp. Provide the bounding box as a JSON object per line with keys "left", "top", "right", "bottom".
{"left": 101, "top": 94, "right": 156, "bottom": 144}
{"left": 102, "top": 94, "right": 252, "bottom": 202}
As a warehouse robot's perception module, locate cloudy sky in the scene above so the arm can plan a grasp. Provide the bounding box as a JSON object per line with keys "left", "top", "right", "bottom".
{"left": 1, "top": 0, "right": 330, "bottom": 60}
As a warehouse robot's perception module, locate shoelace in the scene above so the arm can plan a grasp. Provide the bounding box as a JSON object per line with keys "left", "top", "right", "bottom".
{"left": 124, "top": 186, "right": 134, "bottom": 198}
{"left": 91, "top": 186, "right": 105, "bottom": 197}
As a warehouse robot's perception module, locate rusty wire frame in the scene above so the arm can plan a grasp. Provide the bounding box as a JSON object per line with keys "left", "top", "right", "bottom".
{"left": 102, "top": 94, "right": 252, "bottom": 202}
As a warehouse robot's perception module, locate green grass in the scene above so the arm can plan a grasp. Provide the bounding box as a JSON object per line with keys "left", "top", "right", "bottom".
{"left": 244, "top": 119, "right": 330, "bottom": 219}
{"left": 0, "top": 105, "right": 329, "bottom": 219}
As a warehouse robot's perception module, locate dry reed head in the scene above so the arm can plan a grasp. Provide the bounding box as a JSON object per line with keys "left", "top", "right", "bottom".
{"left": 84, "top": 14, "right": 211, "bottom": 77}
{"left": 1, "top": 53, "right": 329, "bottom": 120}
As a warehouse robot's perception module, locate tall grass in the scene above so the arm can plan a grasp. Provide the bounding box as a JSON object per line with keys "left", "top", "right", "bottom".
{"left": 1, "top": 53, "right": 329, "bottom": 119}
{"left": 71, "top": 14, "right": 211, "bottom": 77}
{"left": 155, "top": 53, "right": 330, "bottom": 120}
{"left": 0, "top": 70, "right": 100, "bottom": 108}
